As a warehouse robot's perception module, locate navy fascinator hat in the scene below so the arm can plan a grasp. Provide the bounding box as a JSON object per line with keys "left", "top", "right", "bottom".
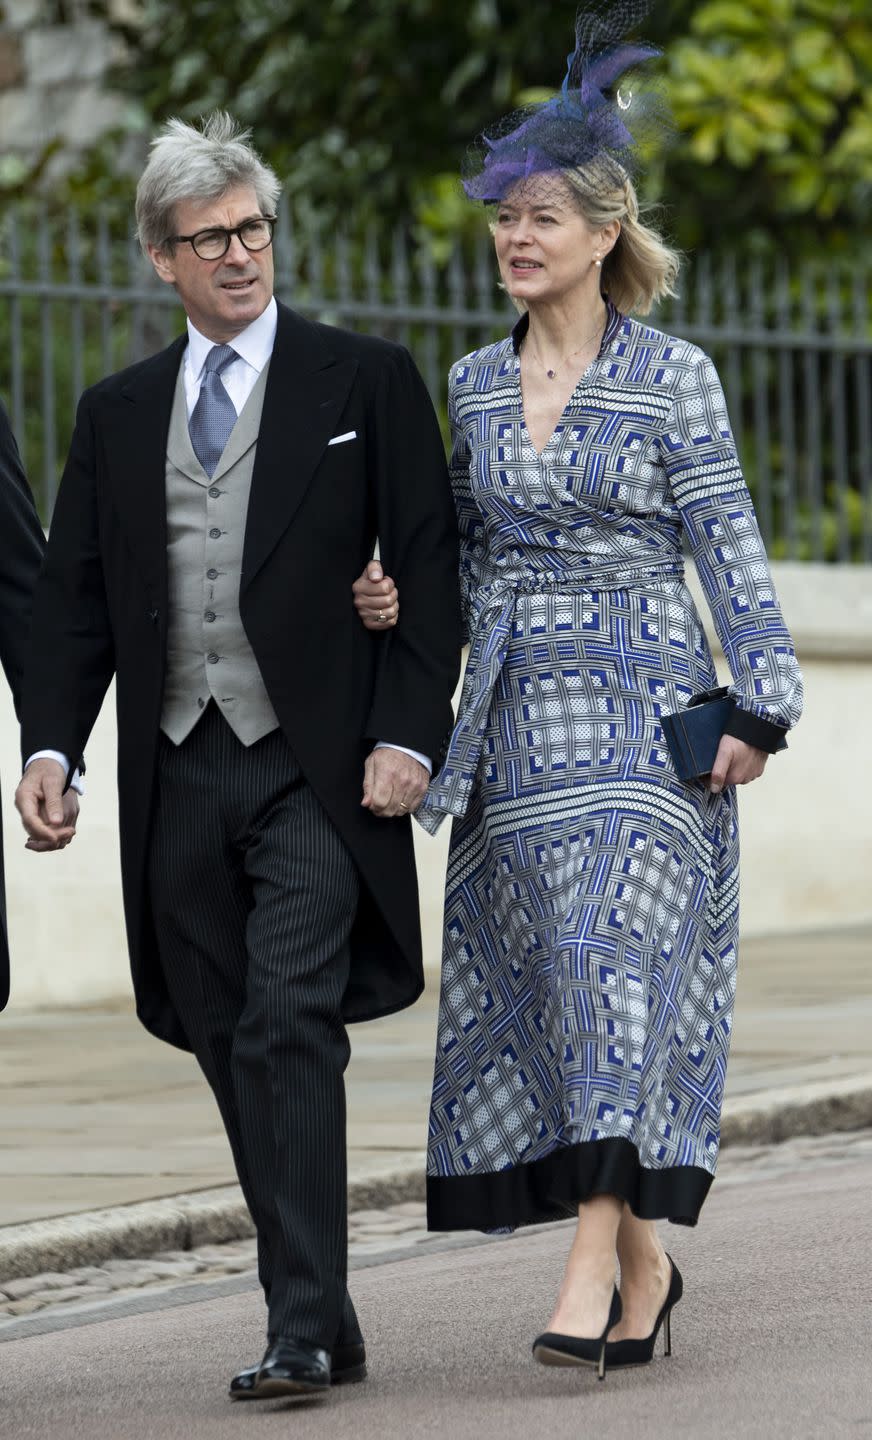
{"left": 462, "top": 0, "right": 666, "bottom": 203}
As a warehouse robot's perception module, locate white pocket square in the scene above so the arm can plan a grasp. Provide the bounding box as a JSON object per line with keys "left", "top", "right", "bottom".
{"left": 328, "top": 430, "right": 357, "bottom": 446}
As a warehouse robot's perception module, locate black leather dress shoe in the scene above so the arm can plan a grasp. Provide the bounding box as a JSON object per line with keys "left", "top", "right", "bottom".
{"left": 229, "top": 1339, "right": 367, "bottom": 1400}
{"left": 251, "top": 1336, "right": 330, "bottom": 1398}
{"left": 329, "top": 1341, "right": 367, "bottom": 1385}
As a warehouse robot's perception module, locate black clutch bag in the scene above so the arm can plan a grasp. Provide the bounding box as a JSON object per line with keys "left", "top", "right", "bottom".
{"left": 660, "top": 687, "right": 737, "bottom": 781}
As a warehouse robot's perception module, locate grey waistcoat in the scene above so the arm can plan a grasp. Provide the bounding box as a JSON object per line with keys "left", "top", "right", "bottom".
{"left": 160, "top": 358, "right": 279, "bottom": 747}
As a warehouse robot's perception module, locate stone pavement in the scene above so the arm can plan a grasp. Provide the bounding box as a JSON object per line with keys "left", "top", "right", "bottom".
{"left": 0, "top": 926, "right": 869, "bottom": 1272}
{"left": 1, "top": 1132, "right": 871, "bottom": 1440}
{"left": 3, "top": 1129, "right": 872, "bottom": 1326}
{"left": 0, "top": 1199, "right": 437, "bottom": 1320}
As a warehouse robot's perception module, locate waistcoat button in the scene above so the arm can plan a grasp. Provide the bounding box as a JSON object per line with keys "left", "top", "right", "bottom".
{"left": 207, "top": 652, "right": 219, "bottom": 664}
{"left": 209, "top": 528, "right": 221, "bottom": 539}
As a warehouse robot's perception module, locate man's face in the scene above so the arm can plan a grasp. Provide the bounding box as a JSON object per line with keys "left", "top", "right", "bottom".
{"left": 147, "top": 183, "right": 275, "bottom": 342}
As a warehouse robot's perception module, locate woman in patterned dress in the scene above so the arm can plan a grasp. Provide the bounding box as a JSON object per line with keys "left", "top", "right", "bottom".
{"left": 355, "top": 11, "right": 802, "bottom": 1377}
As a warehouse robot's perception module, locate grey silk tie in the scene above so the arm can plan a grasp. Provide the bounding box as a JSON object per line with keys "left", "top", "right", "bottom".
{"left": 188, "top": 344, "right": 238, "bottom": 477}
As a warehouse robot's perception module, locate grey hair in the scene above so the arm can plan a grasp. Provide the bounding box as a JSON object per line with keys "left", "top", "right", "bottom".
{"left": 135, "top": 111, "right": 281, "bottom": 252}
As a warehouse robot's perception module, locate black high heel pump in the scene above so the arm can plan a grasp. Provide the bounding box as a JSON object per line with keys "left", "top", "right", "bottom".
{"left": 532, "top": 1287, "right": 622, "bottom": 1381}
{"left": 605, "top": 1255, "right": 683, "bottom": 1368}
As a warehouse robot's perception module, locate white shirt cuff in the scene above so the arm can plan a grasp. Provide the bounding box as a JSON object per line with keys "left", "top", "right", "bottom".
{"left": 25, "top": 751, "right": 85, "bottom": 797}
{"left": 374, "top": 741, "right": 432, "bottom": 776}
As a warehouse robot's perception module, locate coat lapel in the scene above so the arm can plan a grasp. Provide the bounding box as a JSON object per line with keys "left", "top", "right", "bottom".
{"left": 241, "top": 303, "right": 358, "bottom": 592}
{"left": 165, "top": 361, "right": 205, "bottom": 485}
{"left": 100, "top": 305, "right": 356, "bottom": 601}
{"left": 107, "top": 336, "right": 186, "bottom": 600}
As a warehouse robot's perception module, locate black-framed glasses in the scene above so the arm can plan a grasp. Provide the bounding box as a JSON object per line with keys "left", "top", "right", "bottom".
{"left": 165, "top": 216, "right": 277, "bottom": 261}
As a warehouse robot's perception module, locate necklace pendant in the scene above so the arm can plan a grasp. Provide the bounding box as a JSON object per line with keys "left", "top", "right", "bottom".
{"left": 546, "top": 368, "right": 555, "bottom": 379}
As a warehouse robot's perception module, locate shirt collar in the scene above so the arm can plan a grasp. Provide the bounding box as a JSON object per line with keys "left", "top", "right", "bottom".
{"left": 510, "top": 295, "right": 624, "bottom": 357}
{"left": 186, "top": 295, "right": 278, "bottom": 381}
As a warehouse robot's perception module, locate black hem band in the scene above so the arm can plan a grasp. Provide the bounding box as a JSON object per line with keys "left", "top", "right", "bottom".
{"left": 724, "top": 707, "right": 788, "bottom": 754}
{"left": 426, "top": 1137, "right": 713, "bottom": 1232}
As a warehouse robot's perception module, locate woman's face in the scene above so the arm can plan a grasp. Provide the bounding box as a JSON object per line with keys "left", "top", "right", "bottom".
{"left": 493, "top": 176, "right": 604, "bottom": 307}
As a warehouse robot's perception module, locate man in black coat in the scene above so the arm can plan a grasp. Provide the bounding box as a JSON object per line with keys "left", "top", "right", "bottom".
{"left": 0, "top": 404, "right": 79, "bottom": 1014}
{"left": 16, "top": 113, "right": 460, "bottom": 1400}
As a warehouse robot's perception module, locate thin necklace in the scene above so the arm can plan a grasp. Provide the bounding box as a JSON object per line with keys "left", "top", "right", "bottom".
{"left": 526, "top": 312, "right": 607, "bottom": 380}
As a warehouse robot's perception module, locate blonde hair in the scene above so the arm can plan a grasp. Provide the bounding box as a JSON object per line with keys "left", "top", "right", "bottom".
{"left": 564, "top": 161, "right": 680, "bottom": 315}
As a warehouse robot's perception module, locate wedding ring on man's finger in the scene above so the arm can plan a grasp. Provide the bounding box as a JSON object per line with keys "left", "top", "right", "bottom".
{"left": 378, "top": 610, "right": 386, "bottom": 622}
{"left": 399, "top": 801, "right": 409, "bottom": 811}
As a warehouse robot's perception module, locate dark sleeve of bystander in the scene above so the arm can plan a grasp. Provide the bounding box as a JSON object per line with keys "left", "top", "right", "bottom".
{"left": 0, "top": 399, "right": 47, "bottom": 720}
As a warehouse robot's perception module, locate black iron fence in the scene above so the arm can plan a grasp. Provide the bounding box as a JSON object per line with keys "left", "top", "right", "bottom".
{"left": 1, "top": 198, "right": 870, "bottom": 563}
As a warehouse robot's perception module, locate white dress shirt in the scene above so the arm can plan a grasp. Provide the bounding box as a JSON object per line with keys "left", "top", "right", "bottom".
{"left": 184, "top": 295, "right": 278, "bottom": 417}
{"left": 26, "top": 297, "right": 430, "bottom": 787}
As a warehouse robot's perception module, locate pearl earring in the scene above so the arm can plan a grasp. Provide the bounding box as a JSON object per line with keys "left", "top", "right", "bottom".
{"left": 594, "top": 256, "right": 602, "bottom": 268}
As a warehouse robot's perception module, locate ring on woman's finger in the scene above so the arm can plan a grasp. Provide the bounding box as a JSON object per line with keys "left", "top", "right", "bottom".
{"left": 378, "top": 610, "right": 386, "bottom": 622}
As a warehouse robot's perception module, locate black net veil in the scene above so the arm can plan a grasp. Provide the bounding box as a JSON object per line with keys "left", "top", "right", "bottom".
{"left": 461, "top": 0, "right": 669, "bottom": 207}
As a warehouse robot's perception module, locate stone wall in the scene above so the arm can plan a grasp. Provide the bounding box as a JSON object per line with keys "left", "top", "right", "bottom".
{"left": 0, "top": 1, "right": 134, "bottom": 182}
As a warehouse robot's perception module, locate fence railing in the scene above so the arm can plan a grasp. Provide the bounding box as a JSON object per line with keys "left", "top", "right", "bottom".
{"left": 1, "top": 199, "right": 870, "bottom": 563}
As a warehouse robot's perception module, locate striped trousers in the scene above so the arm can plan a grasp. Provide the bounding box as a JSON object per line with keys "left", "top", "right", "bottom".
{"left": 148, "top": 703, "right": 361, "bottom": 1349}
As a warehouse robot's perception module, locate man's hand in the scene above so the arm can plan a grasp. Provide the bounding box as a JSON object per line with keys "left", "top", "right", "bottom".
{"left": 362, "top": 748, "right": 428, "bottom": 817}
{"left": 353, "top": 561, "right": 399, "bottom": 630}
{"left": 15, "top": 759, "right": 79, "bottom": 852}
{"left": 708, "top": 735, "right": 768, "bottom": 795}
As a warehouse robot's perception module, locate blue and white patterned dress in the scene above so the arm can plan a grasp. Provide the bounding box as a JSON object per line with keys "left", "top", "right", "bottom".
{"left": 417, "top": 302, "right": 803, "bottom": 1230}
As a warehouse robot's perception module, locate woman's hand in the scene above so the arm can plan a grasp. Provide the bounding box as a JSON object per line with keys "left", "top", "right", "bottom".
{"left": 708, "top": 736, "right": 768, "bottom": 795}
{"left": 353, "top": 561, "right": 399, "bottom": 630}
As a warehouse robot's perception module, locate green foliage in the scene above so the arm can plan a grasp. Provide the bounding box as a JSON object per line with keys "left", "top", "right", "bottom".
{"left": 661, "top": 0, "right": 872, "bottom": 252}
{"left": 2, "top": 1, "right": 869, "bottom": 559}
{"left": 105, "top": 0, "right": 564, "bottom": 227}
{"left": 6, "top": 0, "right": 869, "bottom": 260}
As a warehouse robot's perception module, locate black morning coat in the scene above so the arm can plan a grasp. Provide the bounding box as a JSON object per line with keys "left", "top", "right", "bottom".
{"left": 20, "top": 301, "right": 462, "bottom": 1050}
{"left": 0, "top": 402, "right": 47, "bottom": 1012}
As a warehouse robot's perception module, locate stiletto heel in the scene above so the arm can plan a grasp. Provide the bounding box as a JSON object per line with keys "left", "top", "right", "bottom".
{"left": 604, "top": 1255, "right": 683, "bottom": 1369}
{"left": 533, "top": 1287, "right": 622, "bottom": 1379}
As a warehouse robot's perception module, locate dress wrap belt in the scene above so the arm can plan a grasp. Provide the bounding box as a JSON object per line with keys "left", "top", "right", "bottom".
{"left": 415, "top": 558, "right": 686, "bottom": 836}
